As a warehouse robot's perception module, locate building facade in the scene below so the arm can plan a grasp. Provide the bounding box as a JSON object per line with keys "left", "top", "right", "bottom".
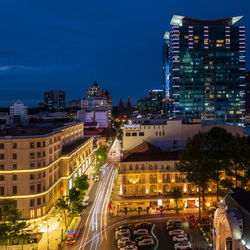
{"left": 10, "top": 100, "right": 28, "bottom": 124}
{"left": 44, "top": 90, "right": 66, "bottom": 111}
{"left": 0, "top": 122, "right": 96, "bottom": 219}
{"left": 122, "top": 119, "right": 244, "bottom": 152}
{"left": 164, "top": 15, "right": 246, "bottom": 125}
{"left": 112, "top": 151, "right": 217, "bottom": 215}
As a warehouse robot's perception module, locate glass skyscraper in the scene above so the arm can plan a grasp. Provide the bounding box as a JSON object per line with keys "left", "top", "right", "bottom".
{"left": 163, "top": 15, "right": 246, "bottom": 125}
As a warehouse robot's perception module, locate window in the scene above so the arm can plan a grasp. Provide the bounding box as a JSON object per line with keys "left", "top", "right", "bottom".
{"left": 43, "top": 151, "right": 45, "bottom": 157}
{"left": 37, "top": 152, "right": 41, "bottom": 158}
{"left": 13, "top": 186, "right": 17, "bottom": 195}
{"left": 154, "top": 164, "right": 158, "bottom": 170}
{"left": 0, "top": 175, "right": 4, "bottom": 181}
{"left": 30, "top": 163, "right": 35, "bottom": 169}
{"left": 0, "top": 187, "right": 4, "bottom": 195}
{"left": 125, "top": 133, "right": 131, "bottom": 136}
{"left": 30, "top": 153, "right": 35, "bottom": 159}
{"left": 37, "top": 162, "right": 41, "bottom": 168}
{"left": 37, "top": 184, "right": 41, "bottom": 193}
{"left": 0, "top": 144, "right": 4, "bottom": 149}
{"left": 141, "top": 164, "right": 145, "bottom": 170}
{"left": 30, "top": 174, "right": 35, "bottom": 180}
{"left": 37, "top": 173, "right": 41, "bottom": 179}
{"left": 30, "top": 199, "right": 35, "bottom": 207}
{"left": 37, "top": 198, "right": 41, "bottom": 206}
{"left": 12, "top": 153, "right": 17, "bottom": 160}
{"left": 30, "top": 142, "right": 35, "bottom": 148}
{"left": 132, "top": 133, "right": 137, "bottom": 136}
{"left": 0, "top": 165, "right": 4, "bottom": 170}
{"left": 156, "top": 132, "right": 158, "bottom": 136}
{"left": 30, "top": 185, "right": 35, "bottom": 192}
{"left": 0, "top": 154, "right": 4, "bottom": 160}
{"left": 129, "top": 165, "right": 133, "bottom": 170}
{"left": 12, "top": 143, "right": 17, "bottom": 149}
{"left": 139, "top": 132, "right": 144, "bottom": 136}
{"left": 13, "top": 175, "right": 17, "bottom": 181}
{"left": 13, "top": 164, "right": 17, "bottom": 170}
{"left": 37, "top": 142, "right": 41, "bottom": 148}
{"left": 135, "top": 164, "right": 139, "bottom": 170}
{"left": 43, "top": 196, "right": 46, "bottom": 203}
{"left": 43, "top": 141, "right": 46, "bottom": 147}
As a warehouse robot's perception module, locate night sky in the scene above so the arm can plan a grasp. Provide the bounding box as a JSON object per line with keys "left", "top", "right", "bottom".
{"left": 0, "top": 0, "right": 249, "bottom": 107}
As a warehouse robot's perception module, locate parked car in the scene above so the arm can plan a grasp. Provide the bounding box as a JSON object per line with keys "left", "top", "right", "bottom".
{"left": 174, "top": 241, "right": 192, "bottom": 249}
{"left": 167, "top": 224, "right": 183, "bottom": 231}
{"left": 115, "top": 232, "right": 131, "bottom": 240}
{"left": 133, "top": 229, "right": 149, "bottom": 236}
{"left": 138, "top": 238, "right": 154, "bottom": 247}
{"left": 94, "top": 176, "right": 99, "bottom": 181}
{"left": 167, "top": 219, "right": 181, "bottom": 226}
{"left": 120, "top": 246, "right": 138, "bottom": 250}
{"left": 134, "top": 222, "right": 152, "bottom": 229}
{"left": 116, "top": 225, "right": 132, "bottom": 232}
{"left": 83, "top": 195, "right": 89, "bottom": 206}
{"left": 117, "top": 237, "right": 130, "bottom": 245}
{"left": 118, "top": 240, "right": 136, "bottom": 249}
{"left": 135, "top": 235, "right": 153, "bottom": 242}
{"left": 169, "top": 229, "right": 185, "bottom": 236}
{"left": 172, "top": 234, "right": 188, "bottom": 242}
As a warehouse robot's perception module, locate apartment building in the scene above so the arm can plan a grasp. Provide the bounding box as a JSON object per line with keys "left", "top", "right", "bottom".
{"left": 111, "top": 151, "right": 217, "bottom": 215}
{"left": 0, "top": 121, "right": 95, "bottom": 219}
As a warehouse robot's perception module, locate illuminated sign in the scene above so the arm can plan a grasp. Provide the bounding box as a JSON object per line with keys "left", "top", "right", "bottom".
{"left": 124, "top": 124, "right": 141, "bottom": 128}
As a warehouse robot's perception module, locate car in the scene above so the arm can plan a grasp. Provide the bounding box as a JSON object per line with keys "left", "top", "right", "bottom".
{"left": 116, "top": 225, "right": 132, "bottom": 232}
{"left": 138, "top": 238, "right": 154, "bottom": 247}
{"left": 115, "top": 232, "right": 131, "bottom": 240}
{"left": 169, "top": 229, "right": 185, "bottom": 236}
{"left": 134, "top": 222, "right": 152, "bottom": 229}
{"left": 120, "top": 246, "right": 138, "bottom": 250}
{"left": 94, "top": 176, "right": 99, "bottom": 181}
{"left": 172, "top": 234, "right": 188, "bottom": 242}
{"left": 135, "top": 235, "right": 153, "bottom": 242}
{"left": 174, "top": 241, "right": 192, "bottom": 249}
{"left": 133, "top": 229, "right": 149, "bottom": 236}
{"left": 167, "top": 219, "right": 181, "bottom": 226}
{"left": 117, "top": 237, "right": 130, "bottom": 245}
{"left": 167, "top": 224, "right": 183, "bottom": 231}
{"left": 117, "top": 240, "right": 136, "bottom": 249}
{"left": 83, "top": 195, "right": 89, "bottom": 206}
{"left": 115, "top": 229, "right": 130, "bottom": 235}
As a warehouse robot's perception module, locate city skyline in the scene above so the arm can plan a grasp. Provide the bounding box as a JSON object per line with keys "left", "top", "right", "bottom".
{"left": 0, "top": 0, "right": 249, "bottom": 107}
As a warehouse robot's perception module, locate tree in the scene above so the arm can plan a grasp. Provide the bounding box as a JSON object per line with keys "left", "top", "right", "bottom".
{"left": 68, "top": 187, "right": 84, "bottom": 214}
{"left": 146, "top": 206, "right": 150, "bottom": 215}
{"left": 170, "top": 188, "right": 182, "bottom": 212}
{"left": 137, "top": 207, "right": 142, "bottom": 215}
{"left": 0, "top": 200, "right": 30, "bottom": 247}
{"left": 177, "top": 132, "right": 213, "bottom": 219}
{"left": 206, "top": 127, "right": 233, "bottom": 201}
{"left": 74, "top": 174, "right": 89, "bottom": 192}
{"left": 95, "top": 147, "right": 107, "bottom": 171}
{"left": 55, "top": 197, "right": 69, "bottom": 228}
{"left": 123, "top": 207, "right": 128, "bottom": 215}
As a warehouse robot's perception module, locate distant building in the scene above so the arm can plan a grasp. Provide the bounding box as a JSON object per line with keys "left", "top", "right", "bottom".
{"left": 66, "top": 100, "right": 81, "bottom": 109}
{"left": 122, "top": 118, "right": 244, "bottom": 152}
{"left": 9, "top": 100, "right": 28, "bottom": 124}
{"left": 164, "top": 15, "right": 246, "bottom": 125}
{"left": 213, "top": 188, "right": 250, "bottom": 250}
{"left": 77, "top": 82, "right": 112, "bottom": 128}
{"left": 137, "top": 89, "right": 164, "bottom": 115}
{"left": 44, "top": 90, "right": 65, "bottom": 111}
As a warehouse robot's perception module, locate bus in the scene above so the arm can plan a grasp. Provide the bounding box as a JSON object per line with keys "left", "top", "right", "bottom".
{"left": 66, "top": 216, "right": 81, "bottom": 244}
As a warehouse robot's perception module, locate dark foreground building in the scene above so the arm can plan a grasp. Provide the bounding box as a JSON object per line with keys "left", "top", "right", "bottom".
{"left": 163, "top": 15, "right": 246, "bottom": 125}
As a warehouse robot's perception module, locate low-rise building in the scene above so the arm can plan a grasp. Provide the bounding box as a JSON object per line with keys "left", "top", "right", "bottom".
{"left": 0, "top": 121, "right": 96, "bottom": 219}
{"left": 123, "top": 118, "right": 244, "bottom": 152}
{"left": 111, "top": 151, "right": 217, "bottom": 215}
{"left": 213, "top": 188, "right": 250, "bottom": 250}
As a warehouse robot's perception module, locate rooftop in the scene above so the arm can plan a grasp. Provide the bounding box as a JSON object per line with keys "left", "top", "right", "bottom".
{"left": 170, "top": 15, "right": 243, "bottom": 26}
{"left": 62, "top": 137, "right": 91, "bottom": 156}
{"left": 228, "top": 188, "right": 250, "bottom": 213}
{"left": 128, "top": 141, "right": 162, "bottom": 154}
{"left": 0, "top": 120, "right": 82, "bottom": 138}
{"left": 120, "top": 151, "right": 180, "bottom": 163}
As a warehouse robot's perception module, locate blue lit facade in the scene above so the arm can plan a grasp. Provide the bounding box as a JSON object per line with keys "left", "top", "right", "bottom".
{"left": 165, "top": 16, "right": 246, "bottom": 125}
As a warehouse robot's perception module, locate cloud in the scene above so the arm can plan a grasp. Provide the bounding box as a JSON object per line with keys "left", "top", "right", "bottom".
{"left": 0, "top": 65, "right": 33, "bottom": 72}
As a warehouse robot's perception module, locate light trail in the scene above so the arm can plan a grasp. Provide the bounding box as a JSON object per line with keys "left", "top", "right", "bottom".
{"left": 79, "top": 164, "right": 116, "bottom": 250}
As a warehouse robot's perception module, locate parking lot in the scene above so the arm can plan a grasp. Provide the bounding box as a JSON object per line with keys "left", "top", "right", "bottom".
{"left": 108, "top": 217, "right": 208, "bottom": 250}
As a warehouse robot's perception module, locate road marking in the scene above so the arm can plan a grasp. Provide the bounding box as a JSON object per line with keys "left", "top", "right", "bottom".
{"left": 151, "top": 224, "right": 159, "bottom": 250}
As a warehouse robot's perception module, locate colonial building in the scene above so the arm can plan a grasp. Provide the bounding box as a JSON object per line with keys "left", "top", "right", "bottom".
{"left": 111, "top": 151, "right": 217, "bottom": 215}
{"left": 0, "top": 121, "right": 96, "bottom": 219}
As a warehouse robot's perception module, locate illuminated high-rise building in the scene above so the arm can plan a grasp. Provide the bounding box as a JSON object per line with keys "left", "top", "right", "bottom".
{"left": 164, "top": 15, "right": 246, "bottom": 125}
